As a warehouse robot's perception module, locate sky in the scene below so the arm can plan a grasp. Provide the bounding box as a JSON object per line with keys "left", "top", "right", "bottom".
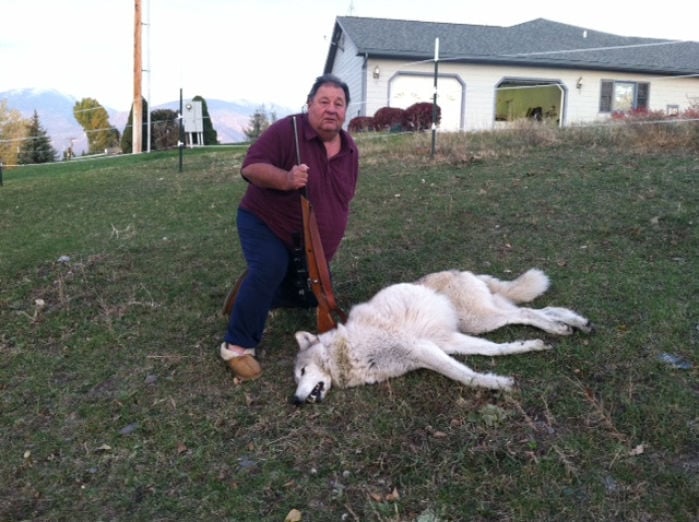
{"left": 1, "top": 0, "right": 696, "bottom": 112}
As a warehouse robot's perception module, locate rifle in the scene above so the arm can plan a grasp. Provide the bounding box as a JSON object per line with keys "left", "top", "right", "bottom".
{"left": 292, "top": 116, "right": 347, "bottom": 332}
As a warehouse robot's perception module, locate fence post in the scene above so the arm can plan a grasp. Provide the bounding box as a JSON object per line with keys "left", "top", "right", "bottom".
{"left": 0, "top": 161, "right": 3, "bottom": 186}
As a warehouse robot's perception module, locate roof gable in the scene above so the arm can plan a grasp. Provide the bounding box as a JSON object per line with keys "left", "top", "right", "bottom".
{"left": 328, "top": 16, "right": 699, "bottom": 75}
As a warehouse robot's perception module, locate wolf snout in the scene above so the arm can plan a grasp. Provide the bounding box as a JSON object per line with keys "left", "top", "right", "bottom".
{"left": 291, "top": 382, "right": 325, "bottom": 406}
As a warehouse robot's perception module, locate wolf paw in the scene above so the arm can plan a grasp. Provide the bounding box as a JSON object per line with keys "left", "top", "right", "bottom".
{"left": 549, "top": 322, "right": 574, "bottom": 336}
{"left": 542, "top": 307, "right": 592, "bottom": 335}
{"left": 576, "top": 320, "right": 594, "bottom": 334}
{"left": 519, "top": 339, "right": 551, "bottom": 351}
{"left": 494, "top": 376, "right": 515, "bottom": 391}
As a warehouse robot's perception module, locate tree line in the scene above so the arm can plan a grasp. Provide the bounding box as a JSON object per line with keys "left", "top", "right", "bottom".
{"left": 0, "top": 95, "right": 219, "bottom": 166}
{"left": 1, "top": 97, "right": 281, "bottom": 166}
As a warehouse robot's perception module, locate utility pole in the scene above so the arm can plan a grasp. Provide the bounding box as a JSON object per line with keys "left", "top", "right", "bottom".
{"left": 133, "top": 0, "right": 143, "bottom": 154}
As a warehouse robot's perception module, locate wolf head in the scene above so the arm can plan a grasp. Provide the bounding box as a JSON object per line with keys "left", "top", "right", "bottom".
{"left": 293, "top": 330, "right": 334, "bottom": 405}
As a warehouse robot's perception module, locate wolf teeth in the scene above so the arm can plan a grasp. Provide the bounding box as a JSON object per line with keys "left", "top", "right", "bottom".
{"left": 307, "top": 382, "right": 324, "bottom": 402}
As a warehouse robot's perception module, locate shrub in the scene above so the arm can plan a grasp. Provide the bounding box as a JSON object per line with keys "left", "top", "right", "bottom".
{"left": 348, "top": 116, "right": 375, "bottom": 133}
{"left": 402, "top": 102, "right": 441, "bottom": 131}
{"left": 680, "top": 107, "right": 699, "bottom": 120}
{"left": 373, "top": 107, "right": 405, "bottom": 131}
{"left": 610, "top": 108, "right": 666, "bottom": 121}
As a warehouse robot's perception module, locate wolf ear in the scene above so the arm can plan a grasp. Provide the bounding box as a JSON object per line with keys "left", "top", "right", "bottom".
{"left": 294, "top": 331, "right": 318, "bottom": 351}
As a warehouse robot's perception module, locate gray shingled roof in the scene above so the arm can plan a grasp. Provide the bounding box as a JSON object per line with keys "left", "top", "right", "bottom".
{"left": 327, "top": 17, "right": 699, "bottom": 76}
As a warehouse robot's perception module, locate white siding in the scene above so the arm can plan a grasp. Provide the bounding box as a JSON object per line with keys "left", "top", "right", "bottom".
{"left": 334, "top": 52, "right": 699, "bottom": 131}
{"left": 329, "top": 37, "right": 365, "bottom": 122}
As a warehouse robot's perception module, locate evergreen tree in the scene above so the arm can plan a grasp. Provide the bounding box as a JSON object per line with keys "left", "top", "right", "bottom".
{"left": 73, "top": 98, "right": 120, "bottom": 154}
{"left": 18, "top": 110, "right": 57, "bottom": 164}
{"left": 120, "top": 98, "right": 149, "bottom": 153}
{"left": 192, "top": 95, "right": 218, "bottom": 145}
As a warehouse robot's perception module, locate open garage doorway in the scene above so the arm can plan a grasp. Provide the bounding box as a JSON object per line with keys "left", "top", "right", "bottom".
{"left": 495, "top": 78, "right": 564, "bottom": 126}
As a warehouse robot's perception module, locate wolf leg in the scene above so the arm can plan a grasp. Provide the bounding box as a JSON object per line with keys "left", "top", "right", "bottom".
{"left": 443, "top": 332, "right": 551, "bottom": 356}
{"left": 464, "top": 303, "right": 585, "bottom": 336}
{"left": 412, "top": 340, "right": 515, "bottom": 390}
{"left": 491, "top": 306, "right": 594, "bottom": 335}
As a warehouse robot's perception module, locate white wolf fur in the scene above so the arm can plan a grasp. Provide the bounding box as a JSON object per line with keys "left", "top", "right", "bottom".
{"left": 293, "top": 269, "right": 591, "bottom": 404}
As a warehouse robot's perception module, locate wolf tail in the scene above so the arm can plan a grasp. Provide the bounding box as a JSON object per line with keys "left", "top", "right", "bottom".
{"left": 478, "top": 268, "right": 550, "bottom": 303}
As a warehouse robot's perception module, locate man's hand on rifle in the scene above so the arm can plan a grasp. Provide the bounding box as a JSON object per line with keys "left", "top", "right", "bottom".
{"left": 287, "top": 164, "right": 309, "bottom": 190}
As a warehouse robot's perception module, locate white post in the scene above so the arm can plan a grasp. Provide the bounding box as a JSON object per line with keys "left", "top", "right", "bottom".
{"left": 431, "top": 37, "right": 439, "bottom": 158}
{"left": 145, "top": 0, "right": 151, "bottom": 152}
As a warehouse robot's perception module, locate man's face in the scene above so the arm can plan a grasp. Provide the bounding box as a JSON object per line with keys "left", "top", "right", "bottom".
{"left": 307, "top": 84, "right": 347, "bottom": 139}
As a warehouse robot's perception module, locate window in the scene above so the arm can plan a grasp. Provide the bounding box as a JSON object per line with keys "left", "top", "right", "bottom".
{"left": 599, "top": 80, "right": 650, "bottom": 113}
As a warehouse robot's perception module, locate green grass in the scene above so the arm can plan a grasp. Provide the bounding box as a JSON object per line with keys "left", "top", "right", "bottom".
{"left": 1, "top": 126, "right": 697, "bottom": 521}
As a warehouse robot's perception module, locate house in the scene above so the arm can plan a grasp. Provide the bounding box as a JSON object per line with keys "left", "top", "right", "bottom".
{"left": 323, "top": 17, "right": 699, "bottom": 131}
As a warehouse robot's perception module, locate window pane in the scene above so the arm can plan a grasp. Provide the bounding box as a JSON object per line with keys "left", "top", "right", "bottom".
{"left": 637, "top": 83, "right": 650, "bottom": 110}
{"left": 600, "top": 80, "right": 613, "bottom": 112}
{"left": 614, "top": 82, "right": 635, "bottom": 111}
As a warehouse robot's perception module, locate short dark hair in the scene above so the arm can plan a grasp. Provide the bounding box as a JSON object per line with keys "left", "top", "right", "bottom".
{"left": 307, "top": 74, "right": 350, "bottom": 105}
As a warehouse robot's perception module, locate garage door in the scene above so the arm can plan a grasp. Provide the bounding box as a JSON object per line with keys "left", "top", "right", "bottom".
{"left": 389, "top": 74, "right": 463, "bottom": 131}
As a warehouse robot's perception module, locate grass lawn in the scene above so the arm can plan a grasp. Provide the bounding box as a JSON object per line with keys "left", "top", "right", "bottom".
{"left": 1, "top": 124, "right": 697, "bottom": 521}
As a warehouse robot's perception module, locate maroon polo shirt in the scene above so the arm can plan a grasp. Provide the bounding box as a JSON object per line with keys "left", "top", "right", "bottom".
{"left": 240, "top": 114, "right": 359, "bottom": 261}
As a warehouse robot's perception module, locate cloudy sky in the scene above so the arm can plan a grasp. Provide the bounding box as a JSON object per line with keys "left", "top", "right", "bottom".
{"left": 1, "top": 0, "right": 696, "bottom": 111}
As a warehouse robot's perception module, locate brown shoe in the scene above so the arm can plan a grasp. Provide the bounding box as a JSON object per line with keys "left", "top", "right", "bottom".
{"left": 222, "top": 269, "right": 248, "bottom": 318}
{"left": 219, "top": 343, "right": 262, "bottom": 381}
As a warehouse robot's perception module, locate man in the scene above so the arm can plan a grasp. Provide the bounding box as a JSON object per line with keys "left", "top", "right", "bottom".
{"left": 221, "top": 74, "right": 359, "bottom": 381}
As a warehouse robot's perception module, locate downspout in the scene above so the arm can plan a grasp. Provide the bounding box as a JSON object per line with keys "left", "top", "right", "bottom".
{"left": 556, "top": 83, "right": 565, "bottom": 127}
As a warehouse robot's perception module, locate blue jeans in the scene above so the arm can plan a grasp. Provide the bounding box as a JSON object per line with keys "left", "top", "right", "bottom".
{"left": 224, "top": 208, "right": 315, "bottom": 348}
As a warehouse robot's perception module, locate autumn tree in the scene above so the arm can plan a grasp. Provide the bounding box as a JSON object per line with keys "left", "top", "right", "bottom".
{"left": 17, "top": 110, "right": 57, "bottom": 164}
{"left": 244, "top": 105, "right": 276, "bottom": 142}
{"left": 73, "top": 98, "right": 120, "bottom": 154}
{"left": 0, "top": 100, "right": 27, "bottom": 166}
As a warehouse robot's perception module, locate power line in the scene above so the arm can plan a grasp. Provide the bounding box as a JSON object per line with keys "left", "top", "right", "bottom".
{"left": 506, "top": 38, "right": 689, "bottom": 58}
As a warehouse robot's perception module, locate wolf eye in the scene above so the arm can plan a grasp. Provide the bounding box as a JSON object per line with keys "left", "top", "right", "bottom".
{"left": 300, "top": 368, "right": 306, "bottom": 376}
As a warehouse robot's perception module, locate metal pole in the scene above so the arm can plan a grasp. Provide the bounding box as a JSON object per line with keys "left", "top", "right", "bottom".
{"left": 431, "top": 37, "right": 439, "bottom": 159}
{"left": 145, "top": 0, "right": 151, "bottom": 153}
{"left": 178, "top": 88, "right": 184, "bottom": 172}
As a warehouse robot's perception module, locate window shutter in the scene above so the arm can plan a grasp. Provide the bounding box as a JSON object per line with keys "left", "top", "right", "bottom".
{"left": 636, "top": 82, "right": 650, "bottom": 110}
{"left": 600, "top": 80, "right": 613, "bottom": 112}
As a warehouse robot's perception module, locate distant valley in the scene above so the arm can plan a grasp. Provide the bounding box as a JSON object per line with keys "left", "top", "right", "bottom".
{"left": 1, "top": 88, "right": 293, "bottom": 156}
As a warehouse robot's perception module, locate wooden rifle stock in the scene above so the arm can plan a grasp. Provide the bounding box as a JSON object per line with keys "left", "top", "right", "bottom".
{"left": 300, "top": 194, "right": 347, "bottom": 332}
{"left": 293, "top": 116, "right": 347, "bottom": 332}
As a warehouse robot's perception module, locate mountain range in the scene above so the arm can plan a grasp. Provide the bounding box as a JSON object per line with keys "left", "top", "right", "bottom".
{"left": 0, "top": 88, "right": 293, "bottom": 155}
